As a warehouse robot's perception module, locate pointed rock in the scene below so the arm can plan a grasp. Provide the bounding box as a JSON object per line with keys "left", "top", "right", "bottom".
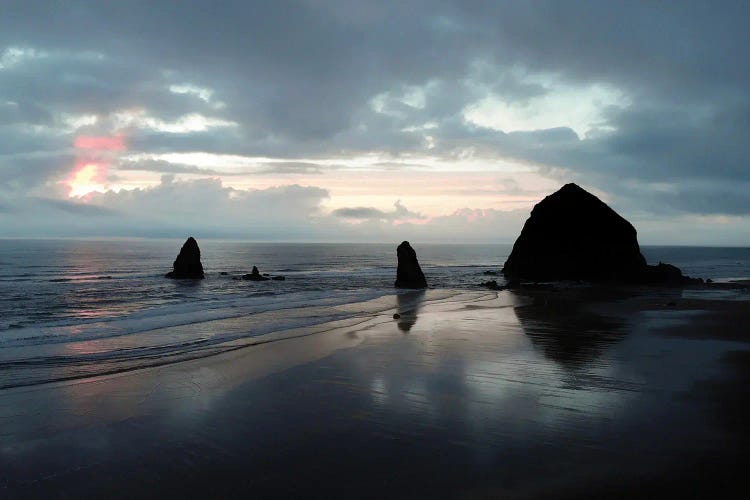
{"left": 165, "top": 237, "right": 205, "bottom": 279}
{"left": 395, "top": 241, "right": 427, "bottom": 289}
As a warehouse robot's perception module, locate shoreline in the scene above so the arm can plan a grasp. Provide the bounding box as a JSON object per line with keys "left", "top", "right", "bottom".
{"left": 1, "top": 287, "right": 748, "bottom": 497}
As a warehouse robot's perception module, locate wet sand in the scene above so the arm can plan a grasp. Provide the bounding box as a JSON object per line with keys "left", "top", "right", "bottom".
{"left": 1, "top": 288, "right": 748, "bottom": 498}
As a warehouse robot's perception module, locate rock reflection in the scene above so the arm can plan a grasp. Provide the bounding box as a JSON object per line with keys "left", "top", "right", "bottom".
{"left": 512, "top": 291, "right": 627, "bottom": 369}
{"left": 395, "top": 290, "right": 426, "bottom": 332}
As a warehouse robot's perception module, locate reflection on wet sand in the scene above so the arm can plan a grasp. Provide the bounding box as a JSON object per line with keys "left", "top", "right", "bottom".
{"left": 1, "top": 290, "right": 748, "bottom": 497}
{"left": 395, "top": 290, "right": 426, "bottom": 332}
{"left": 512, "top": 292, "right": 627, "bottom": 369}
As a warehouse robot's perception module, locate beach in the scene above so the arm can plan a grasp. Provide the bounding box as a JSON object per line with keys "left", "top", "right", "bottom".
{"left": 1, "top": 286, "right": 748, "bottom": 498}
{"left": 4, "top": 1, "right": 750, "bottom": 496}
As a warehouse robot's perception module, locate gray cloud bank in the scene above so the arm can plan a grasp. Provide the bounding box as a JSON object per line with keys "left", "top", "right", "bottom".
{"left": 1, "top": 1, "right": 749, "bottom": 242}
{"left": 0, "top": 176, "right": 527, "bottom": 242}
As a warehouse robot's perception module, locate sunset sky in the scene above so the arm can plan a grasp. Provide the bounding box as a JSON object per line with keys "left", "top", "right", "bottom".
{"left": 1, "top": 1, "right": 749, "bottom": 243}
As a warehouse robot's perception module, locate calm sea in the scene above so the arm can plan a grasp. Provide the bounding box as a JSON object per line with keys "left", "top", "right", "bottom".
{"left": 0, "top": 239, "right": 748, "bottom": 388}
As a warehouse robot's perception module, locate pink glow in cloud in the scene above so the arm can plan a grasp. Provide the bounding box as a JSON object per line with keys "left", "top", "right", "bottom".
{"left": 65, "top": 134, "right": 127, "bottom": 198}
{"left": 74, "top": 135, "right": 126, "bottom": 151}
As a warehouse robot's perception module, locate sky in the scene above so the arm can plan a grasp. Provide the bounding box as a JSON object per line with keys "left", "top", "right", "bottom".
{"left": 1, "top": 1, "right": 749, "bottom": 244}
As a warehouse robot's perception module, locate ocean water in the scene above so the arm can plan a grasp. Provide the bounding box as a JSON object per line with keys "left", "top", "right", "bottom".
{"left": 0, "top": 239, "right": 748, "bottom": 389}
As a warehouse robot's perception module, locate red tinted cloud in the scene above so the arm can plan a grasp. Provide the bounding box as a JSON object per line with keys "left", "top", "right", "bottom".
{"left": 74, "top": 135, "right": 126, "bottom": 151}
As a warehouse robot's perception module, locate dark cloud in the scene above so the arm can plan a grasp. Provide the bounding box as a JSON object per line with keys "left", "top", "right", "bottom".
{"left": 0, "top": 152, "right": 75, "bottom": 191}
{"left": 115, "top": 160, "right": 330, "bottom": 176}
{"left": 115, "top": 160, "right": 244, "bottom": 177}
{"left": 32, "top": 197, "right": 118, "bottom": 216}
{"left": 1, "top": 1, "right": 750, "bottom": 238}
{"left": 332, "top": 200, "right": 424, "bottom": 221}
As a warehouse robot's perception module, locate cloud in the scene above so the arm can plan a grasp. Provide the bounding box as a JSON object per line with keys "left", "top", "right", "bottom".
{"left": 332, "top": 200, "right": 425, "bottom": 221}
{"left": 32, "top": 197, "right": 118, "bottom": 216}
{"left": 0, "top": 176, "right": 332, "bottom": 238}
{"left": 1, "top": 1, "right": 750, "bottom": 241}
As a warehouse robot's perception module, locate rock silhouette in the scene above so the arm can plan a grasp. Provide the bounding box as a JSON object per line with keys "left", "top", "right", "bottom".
{"left": 394, "top": 241, "right": 427, "bottom": 289}
{"left": 502, "top": 183, "right": 699, "bottom": 284}
{"left": 480, "top": 280, "right": 503, "bottom": 290}
{"left": 642, "top": 262, "right": 702, "bottom": 285}
{"left": 242, "top": 266, "right": 269, "bottom": 281}
{"left": 165, "top": 237, "right": 205, "bottom": 279}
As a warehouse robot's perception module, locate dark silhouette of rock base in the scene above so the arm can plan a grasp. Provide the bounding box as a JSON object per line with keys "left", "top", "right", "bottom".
{"left": 480, "top": 280, "right": 503, "bottom": 290}
{"left": 242, "top": 266, "right": 269, "bottom": 281}
{"left": 395, "top": 241, "right": 427, "bottom": 289}
{"left": 165, "top": 237, "right": 205, "bottom": 279}
{"left": 502, "top": 183, "right": 700, "bottom": 285}
{"left": 642, "top": 262, "right": 703, "bottom": 285}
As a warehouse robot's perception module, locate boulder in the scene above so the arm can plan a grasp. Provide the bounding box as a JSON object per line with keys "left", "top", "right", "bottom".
{"left": 242, "top": 266, "right": 269, "bottom": 281}
{"left": 394, "top": 241, "right": 427, "bottom": 289}
{"left": 502, "top": 184, "right": 699, "bottom": 284}
{"left": 480, "top": 280, "right": 503, "bottom": 291}
{"left": 165, "top": 237, "right": 205, "bottom": 279}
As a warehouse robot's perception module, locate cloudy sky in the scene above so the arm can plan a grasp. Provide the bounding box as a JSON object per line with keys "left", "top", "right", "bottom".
{"left": 1, "top": 1, "right": 749, "bottom": 244}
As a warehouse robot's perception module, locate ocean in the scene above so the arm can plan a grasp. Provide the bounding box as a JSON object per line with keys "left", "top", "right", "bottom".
{"left": 1, "top": 239, "right": 748, "bottom": 389}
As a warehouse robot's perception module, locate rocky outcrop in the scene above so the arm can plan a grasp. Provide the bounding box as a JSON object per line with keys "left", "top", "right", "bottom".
{"left": 165, "top": 237, "right": 205, "bottom": 279}
{"left": 242, "top": 266, "right": 269, "bottom": 281}
{"left": 502, "top": 184, "right": 699, "bottom": 285}
{"left": 480, "top": 280, "right": 503, "bottom": 290}
{"left": 642, "top": 262, "right": 703, "bottom": 285}
{"left": 394, "top": 241, "right": 427, "bottom": 289}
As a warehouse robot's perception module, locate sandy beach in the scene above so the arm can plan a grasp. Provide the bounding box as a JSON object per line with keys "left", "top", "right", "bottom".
{"left": 1, "top": 287, "right": 748, "bottom": 498}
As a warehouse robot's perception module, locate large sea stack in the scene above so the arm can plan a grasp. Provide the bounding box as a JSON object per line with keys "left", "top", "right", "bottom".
{"left": 165, "top": 237, "right": 205, "bottom": 279}
{"left": 502, "top": 183, "right": 698, "bottom": 284}
{"left": 395, "top": 241, "right": 427, "bottom": 289}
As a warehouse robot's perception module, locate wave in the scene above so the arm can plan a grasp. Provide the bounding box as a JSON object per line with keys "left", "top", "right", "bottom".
{"left": 0, "top": 289, "right": 484, "bottom": 390}
{"left": 0, "top": 289, "right": 391, "bottom": 348}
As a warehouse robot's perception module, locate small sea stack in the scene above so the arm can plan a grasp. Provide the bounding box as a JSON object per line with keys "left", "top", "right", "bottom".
{"left": 502, "top": 183, "right": 699, "bottom": 284}
{"left": 165, "top": 237, "right": 205, "bottom": 279}
{"left": 242, "top": 266, "right": 269, "bottom": 281}
{"left": 395, "top": 241, "right": 427, "bottom": 289}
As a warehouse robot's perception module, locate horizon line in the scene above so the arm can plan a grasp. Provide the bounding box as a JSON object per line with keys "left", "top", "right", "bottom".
{"left": 0, "top": 236, "right": 748, "bottom": 249}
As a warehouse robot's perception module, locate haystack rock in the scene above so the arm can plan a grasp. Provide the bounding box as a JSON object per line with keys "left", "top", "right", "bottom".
{"left": 242, "top": 266, "right": 269, "bottom": 281}
{"left": 165, "top": 237, "right": 205, "bottom": 279}
{"left": 502, "top": 183, "right": 699, "bottom": 284}
{"left": 395, "top": 241, "right": 427, "bottom": 289}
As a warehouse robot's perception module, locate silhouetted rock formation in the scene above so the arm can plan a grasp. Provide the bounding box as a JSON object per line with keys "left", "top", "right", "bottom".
{"left": 502, "top": 184, "right": 645, "bottom": 282}
{"left": 394, "top": 241, "right": 427, "bottom": 289}
{"left": 502, "top": 183, "right": 700, "bottom": 284}
{"left": 642, "top": 262, "right": 703, "bottom": 285}
{"left": 242, "top": 266, "right": 269, "bottom": 281}
{"left": 480, "top": 280, "right": 503, "bottom": 290}
{"left": 165, "top": 237, "right": 205, "bottom": 279}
